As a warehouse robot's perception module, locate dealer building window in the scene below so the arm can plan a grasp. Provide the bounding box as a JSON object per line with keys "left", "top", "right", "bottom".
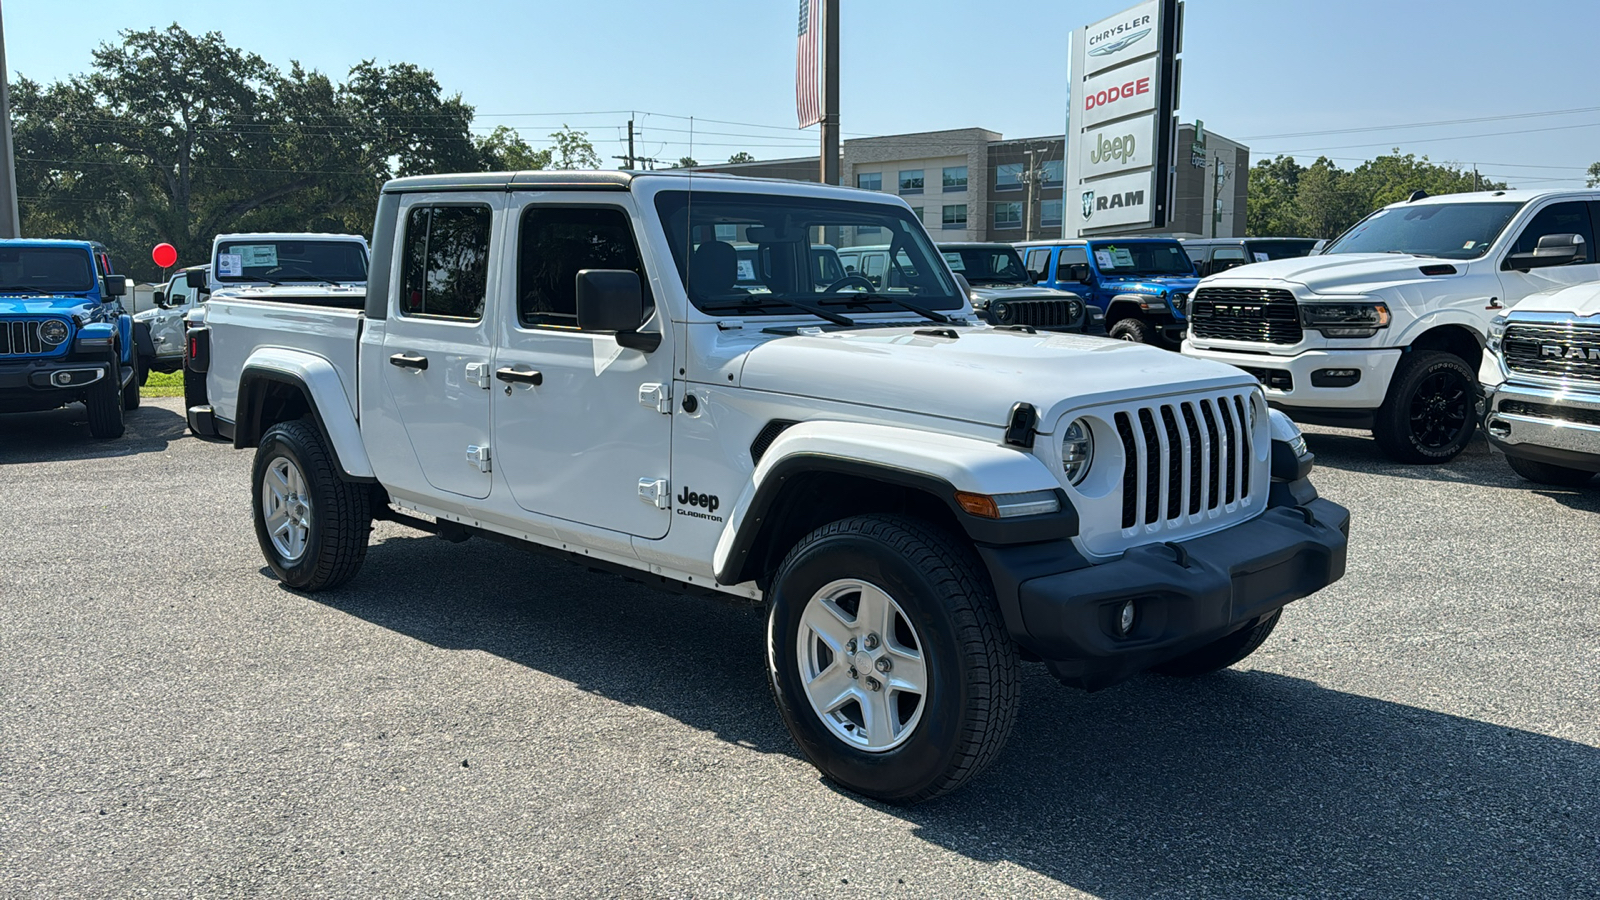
{"left": 856, "top": 172, "right": 882, "bottom": 191}
{"left": 994, "top": 202, "right": 1023, "bottom": 230}
{"left": 942, "top": 204, "right": 968, "bottom": 230}
{"left": 401, "top": 205, "right": 492, "bottom": 321}
{"left": 942, "top": 166, "right": 967, "bottom": 193}
{"left": 899, "top": 169, "right": 924, "bottom": 195}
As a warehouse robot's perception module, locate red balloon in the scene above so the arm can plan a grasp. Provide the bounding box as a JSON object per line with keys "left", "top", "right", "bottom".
{"left": 151, "top": 243, "right": 178, "bottom": 268}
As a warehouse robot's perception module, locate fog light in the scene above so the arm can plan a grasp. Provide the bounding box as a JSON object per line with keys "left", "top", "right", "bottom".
{"left": 1116, "top": 600, "right": 1136, "bottom": 636}
{"left": 54, "top": 371, "right": 72, "bottom": 386}
{"left": 1310, "top": 368, "right": 1362, "bottom": 388}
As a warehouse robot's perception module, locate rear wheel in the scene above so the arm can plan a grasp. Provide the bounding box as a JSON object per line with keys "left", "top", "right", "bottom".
{"left": 122, "top": 354, "right": 142, "bottom": 411}
{"left": 252, "top": 420, "right": 370, "bottom": 591}
{"left": 766, "top": 515, "right": 1019, "bottom": 804}
{"left": 84, "top": 354, "right": 125, "bottom": 439}
{"left": 1373, "top": 351, "right": 1478, "bottom": 464}
{"left": 1109, "top": 317, "right": 1152, "bottom": 344}
{"left": 1150, "top": 609, "right": 1282, "bottom": 677}
{"left": 1505, "top": 454, "right": 1597, "bottom": 486}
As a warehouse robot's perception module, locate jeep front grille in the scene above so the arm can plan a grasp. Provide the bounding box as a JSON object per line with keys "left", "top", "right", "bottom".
{"left": 1502, "top": 323, "right": 1600, "bottom": 383}
{"left": 1, "top": 319, "right": 47, "bottom": 356}
{"left": 1112, "top": 392, "right": 1257, "bottom": 531}
{"left": 990, "top": 298, "right": 1082, "bottom": 330}
{"left": 1190, "top": 287, "right": 1302, "bottom": 344}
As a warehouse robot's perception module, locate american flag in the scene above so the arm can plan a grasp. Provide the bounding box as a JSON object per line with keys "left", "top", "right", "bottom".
{"left": 796, "top": 0, "right": 820, "bottom": 128}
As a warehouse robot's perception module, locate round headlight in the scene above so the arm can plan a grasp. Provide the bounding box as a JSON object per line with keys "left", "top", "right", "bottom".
{"left": 1062, "top": 418, "right": 1094, "bottom": 485}
{"left": 993, "top": 301, "right": 1012, "bottom": 323}
{"left": 38, "top": 319, "right": 68, "bottom": 346}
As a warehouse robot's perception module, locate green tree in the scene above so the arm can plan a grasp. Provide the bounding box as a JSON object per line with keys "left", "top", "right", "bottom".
{"left": 671, "top": 156, "right": 699, "bottom": 169}
{"left": 1587, "top": 161, "right": 1600, "bottom": 188}
{"left": 547, "top": 125, "right": 601, "bottom": 169}
{"left": 1246, "top": 155, "right": 1305, "bottom": 236}
{"left": 1245, "top": 151, "right": 1510, "bottom": 239}
{"left": 728, "top": 151, "right": 755, "bottom": 164}
{"left": 477, "top": 126, "right": 552, "bottom": 171}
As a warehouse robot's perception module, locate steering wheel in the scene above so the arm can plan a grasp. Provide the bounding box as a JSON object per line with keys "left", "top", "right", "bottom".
{"left": 823, "top": 274, "right": 877, "bottom": 294}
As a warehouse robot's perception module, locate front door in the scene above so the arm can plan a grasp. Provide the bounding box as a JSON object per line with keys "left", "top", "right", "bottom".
{"left": 379, "top": 195, "right": 501, "bottom": 500}
{"left": 1498, "top": 200, "right": 1600, "bottom": 305}
{"left": 492, "top": 197, "right": 674, "bottom": 539}
{"left": 150, "top": 280, "right": 192, "bottom": 360}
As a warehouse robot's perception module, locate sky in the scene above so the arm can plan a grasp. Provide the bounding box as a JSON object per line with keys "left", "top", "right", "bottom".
{"left": 5, "top": 0, "right": 1597, "bottom": 188}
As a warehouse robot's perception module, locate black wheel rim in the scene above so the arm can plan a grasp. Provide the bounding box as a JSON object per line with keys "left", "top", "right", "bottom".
{"left": 1407, "top": 369, "right": 1471, "bottom": 450}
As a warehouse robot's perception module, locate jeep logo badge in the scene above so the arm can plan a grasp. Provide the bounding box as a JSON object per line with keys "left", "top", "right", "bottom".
{"left": 675, "top": 486, "right": 723, "bottom": 522}
{"left": 1089, "top": 133, "right": 1136, "bottom": 165}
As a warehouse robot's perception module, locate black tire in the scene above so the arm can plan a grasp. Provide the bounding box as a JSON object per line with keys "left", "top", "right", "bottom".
{"left": 1372, "top": 351, "right": 1479, "bottom": 464}
{"left": 252, "top": 419, "right": 371, "bottom": 591}
{"left": 1109, "top": 317, "right": 1153, "bottom": 344}
{"left": 138, "top": 357, "right": 152, "bottom": 386}
{"left": 766, "top": 514, "right": 1019, "bottom": 804}
{"left": 84, "top": 354, "right": 125, "bottom": 439}
{"left": 1505, "top": 454, "right": 1597, "bottom": 486}
{"left": 1150, "top": 608, "right": 1283, "bottom": 677}
{"left": 122, "top": 354, "right": 142, "bottom": 411}
{"left": 183, "top": 354, "right": 208, "bottom": 412}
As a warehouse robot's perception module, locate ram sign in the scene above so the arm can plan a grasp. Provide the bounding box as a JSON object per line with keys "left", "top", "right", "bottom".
{"left": 1065, "top": 0, "right": 1182, "bottom": 236}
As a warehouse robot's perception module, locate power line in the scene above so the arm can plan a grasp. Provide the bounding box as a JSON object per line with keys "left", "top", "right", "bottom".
{"left": 1260, "top": 120, "right": 1600, "bottom": 156}
{"left": 1240, "top": 105, "right": 1600, "bottom": 141}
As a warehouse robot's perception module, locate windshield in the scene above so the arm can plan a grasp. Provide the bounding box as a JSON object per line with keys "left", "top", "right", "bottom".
{"left": 655, "top": 191, "right": 963, "bottom": 315}
{"left": 215, "top": 240, "right": 368, "bottom": 283}
{"left": 1245, "top": 239, "right": 1319, "bottom": 261}
{"left": 0, "top": 247, "right": 95, "bottom": 293}
{"left": 942, "top": 247, "right": 1031, "bottom": 284}
{"left": 1089, "top": 241, "right": 1196, "bottom": 277}
{"left": 1324, "top": 201, "right": 1525, "bottom": 259}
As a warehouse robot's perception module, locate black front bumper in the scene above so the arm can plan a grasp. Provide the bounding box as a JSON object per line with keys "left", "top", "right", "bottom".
{"left": 983, "top": 497, "right": 1349, "bottom": 690}
{"left": 0, "top": 360, "right": 109, "bottom": 410}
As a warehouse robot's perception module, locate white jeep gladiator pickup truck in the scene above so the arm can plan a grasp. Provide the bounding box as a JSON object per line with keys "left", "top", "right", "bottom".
{"left": 1482, "top": 281, "right": 1600, "bottom": 485}
{"left": 1183, "top": 189, "right": 1600, "bottom": 463}
{"left": 186, "top": 170, "right": 1349, "bottom": 803}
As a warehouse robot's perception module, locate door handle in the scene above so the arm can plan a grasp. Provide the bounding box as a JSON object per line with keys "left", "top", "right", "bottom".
{"left": 389, "top": 353, "right": 428, "bottom": 371}
{"left": 495, "top": 367, "right": 543, "bottom": 386}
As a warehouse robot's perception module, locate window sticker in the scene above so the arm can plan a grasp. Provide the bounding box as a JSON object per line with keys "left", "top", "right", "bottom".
{"left": 1254, "top": 252, "right": 1270, "bottom": 262}
{"left": 1094, "top": 250, "right": 1115, "bottom": 268}
{"left": 218, "top": 253, "right": 243, "bottom": 277}
{"left": 942, "top": 252, "right": 966, "bottom": 271}
{"left": 1463, "top": 240, "right": 1477, "bottom": 250}
{"left": 1110, "top": 248, "right": 1135, "bottom": 267}
{"left": 234, "top": 245, "right": 279, "bottom": 268}
{"left": 736, "top": 259, "right": 756, "bottom": 281}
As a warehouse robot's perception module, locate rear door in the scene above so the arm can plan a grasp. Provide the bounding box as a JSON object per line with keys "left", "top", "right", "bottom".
{"left": 492, "top": 195, "right": 675, "bottom": 539}
{"left": 379, "top": 194, "right": 502, "bottom": 500}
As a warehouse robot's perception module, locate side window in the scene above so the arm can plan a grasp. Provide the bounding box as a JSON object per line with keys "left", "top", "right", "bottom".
{"left": 517, "top": 205, "right": 651, "bottom": 328}
{"left": 1054, "top": 246, "right": 1090, "bottom": 281}
{"left": 1025, "top": 249, "right": 1051, "bottom": 281}
{"left": 401, "top": 205, "right": 492, "bottom": 321}
{"left": 1511, "top": 202, "right": 1596, "bottom": 262}
{"left": 1211, "top": 246, "right": 1249, "bottom": 274}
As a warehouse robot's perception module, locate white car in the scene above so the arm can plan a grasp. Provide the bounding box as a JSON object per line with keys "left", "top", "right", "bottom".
{"left": 1482, "top": 281, "right": 1600, "bottom": 485}
{"left": 185, "top": 170, "right": 1348, "bottom": 803}
{"left": 1182, "top": 189, "right": 1600, "bottom": 462}
{"left": 133, "top": 265, "right": 206, "bottom": 377}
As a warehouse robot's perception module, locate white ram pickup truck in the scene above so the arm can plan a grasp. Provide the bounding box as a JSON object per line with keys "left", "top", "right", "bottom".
{"left": 1183, "top": 190, "right": 1600, "bottom": 463}
{"left": 1482, "top": 282, "right": 1600, "bottom": 485}
{"left": 186, "top": 171, "right": 1349, "bottom": 803}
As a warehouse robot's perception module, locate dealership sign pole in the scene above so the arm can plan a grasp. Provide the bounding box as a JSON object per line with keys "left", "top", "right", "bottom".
{"left": 0, "top": 1, "right": 19, "bottom": 238}
{"left": 1064, "top": 0, "right": 1182, "bottom": 237}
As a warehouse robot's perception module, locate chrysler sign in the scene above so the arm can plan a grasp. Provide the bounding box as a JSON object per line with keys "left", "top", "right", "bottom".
{"left": 1083, "top": 0, "right": 1160, "bottom": 76}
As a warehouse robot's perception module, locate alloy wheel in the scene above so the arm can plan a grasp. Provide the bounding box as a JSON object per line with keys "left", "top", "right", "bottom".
{"left": 795, "top": 578, "right": 928, "bottom": 752}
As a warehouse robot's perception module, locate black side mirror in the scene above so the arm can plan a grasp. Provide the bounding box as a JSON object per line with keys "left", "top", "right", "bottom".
{"left": 576, "top": 269, "right": 658, "bottom": 352}
{"left": 1213, "top": 258, "right": 1246, "bottom": 274}
{"left": 1310, "top": 240, "right": 1329, "bottom": 256}
{"left": 1506, "top": 233, "right": 1584, "bottom": 271}
{"left": 153, "top": 290, "right": 167, "bottom": 308}
{"left": 185, "top": 269, "right": 208, "bottom": 290}
{"left": 1065, "top": 263, "right": 1091, "bottom": 283}
{"left": 102, "top": 275, "right": 128, "bottom": 298}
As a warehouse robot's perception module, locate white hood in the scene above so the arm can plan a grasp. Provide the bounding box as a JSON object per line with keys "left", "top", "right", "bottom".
{"left": 1205, "top": 253, "right": 1463, "bottom": 296}
{"left": 1514, "top": 282, "right": 1600, "bottom": 317}
{"left": 738, "top": 326, "right": 1255, "bottom": 428}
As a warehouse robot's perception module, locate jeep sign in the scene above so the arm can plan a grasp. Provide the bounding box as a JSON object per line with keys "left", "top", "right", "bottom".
{"left": 1065, "top": 0, "right": 1181, "bottom": 236}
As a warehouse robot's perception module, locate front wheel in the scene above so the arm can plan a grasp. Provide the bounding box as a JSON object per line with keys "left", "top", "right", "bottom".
{"left": 766, "top": 515, "right": 1019, "bottom": 804}
{"left": 1505, "top": 454, "right": 1597, "bottom": 486}
{"left": 252, "top": 420, "right": 371, "bottom": 591}
{"left": 122, "top": 355, "right": 142, "bottom": 411}
{"left": 84, "top": 355, "right": 125, "bottom": 439}
{"left": 1109, "top": 317, "right": 1152, "bottom": 344}
{"left": 1149, "top": 608, "right": 1282, "bottom": 677}
{"left": 1372, "top": 351, "right": 1478, "bottom": 464}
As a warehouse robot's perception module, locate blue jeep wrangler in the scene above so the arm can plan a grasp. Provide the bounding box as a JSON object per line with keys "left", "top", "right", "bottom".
{"left": 0, "top": 240, "right": 139, "bottom": 438}
{"left": 1015, "top": 237, "right": 1199, "bottom": 348}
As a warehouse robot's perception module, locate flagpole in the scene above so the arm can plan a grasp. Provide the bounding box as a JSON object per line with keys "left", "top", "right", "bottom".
{"left": 819, "top": 0, "right": 839, "bottom": 186}
{"left": 0, "top": 1, "right": 20, "bottom": 238}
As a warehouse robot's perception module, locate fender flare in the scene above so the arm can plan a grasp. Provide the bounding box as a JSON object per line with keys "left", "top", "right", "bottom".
{"left": 1106, "top": 294, "right": 1166, "bottom": 323}
{"left": 712, "top": 420, "right": 1075, "bottom": 587}
{"left": 1390, "top": 309, "right": 1488, "bottom": 352}
{"left": 236, "top": 348, "right": 374, "bottom": 481}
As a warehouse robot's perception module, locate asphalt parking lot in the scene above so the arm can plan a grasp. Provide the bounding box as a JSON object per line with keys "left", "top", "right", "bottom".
{"left": 2, "top": 397, "right": 1597, "bottom": 899}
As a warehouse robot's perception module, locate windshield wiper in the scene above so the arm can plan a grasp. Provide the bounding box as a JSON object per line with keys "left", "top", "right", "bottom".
{"left": 819, "top": 291, "right": 953, "bottom": 324}
{"left": 700, "top": 295, "right": 855, "bottom": 327}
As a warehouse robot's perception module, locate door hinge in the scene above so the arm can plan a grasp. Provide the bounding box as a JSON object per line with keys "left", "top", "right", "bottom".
{"left": 466, "top": 444, "right": 492, "bottom": 473}
{"left": 639, "top": 382, "right": 672, "bottom": 414}
{"left": 465, "top": 361, "right": 491, "bottom": 389}
{"left": 638, "top": 478, "right": 669, "bottom": 509}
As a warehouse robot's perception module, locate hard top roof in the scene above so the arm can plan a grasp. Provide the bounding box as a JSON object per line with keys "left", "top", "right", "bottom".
{"left": 380, "top": 168, "right": 883, "bottom": 198}
{"left": 1384, "top": 188, "right": 1599, "bottom": 208}
{"left": 1013, "top": 236, "right": 1185, "bottom": 247}
{"left": 937, "top": 242, "right": 1023, "bottom": 250}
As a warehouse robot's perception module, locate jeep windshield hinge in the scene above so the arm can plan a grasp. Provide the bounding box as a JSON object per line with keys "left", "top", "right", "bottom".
{"left": 639, "top": 383, "right": 672, "bottom": 414}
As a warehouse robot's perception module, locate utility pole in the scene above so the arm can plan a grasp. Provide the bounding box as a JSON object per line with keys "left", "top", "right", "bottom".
{"left": 612, "top": 118, "right": 638, "bottom": 170}
{"left": 819, "top": 0, "right": 840, "bottom": 185}
{"left": 1021, "top": 147, "right": 1044, "bottom": 241}
{"left": 0, "top": 2, "right": 20, "bottom": 238}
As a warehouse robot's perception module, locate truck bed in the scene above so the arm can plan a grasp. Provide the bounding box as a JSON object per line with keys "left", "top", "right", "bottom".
{"left": 204, "top": 297, "right": 363, "bottom": 427}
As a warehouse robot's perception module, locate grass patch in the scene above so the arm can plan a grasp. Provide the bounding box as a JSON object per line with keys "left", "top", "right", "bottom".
{"left": 143, "top": 370, "right": 184, "bottom": 398}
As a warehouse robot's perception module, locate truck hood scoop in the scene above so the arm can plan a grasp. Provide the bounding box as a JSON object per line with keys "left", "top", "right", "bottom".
{"left": 739, "top": 327, "right": 1252, "bottom": 428}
